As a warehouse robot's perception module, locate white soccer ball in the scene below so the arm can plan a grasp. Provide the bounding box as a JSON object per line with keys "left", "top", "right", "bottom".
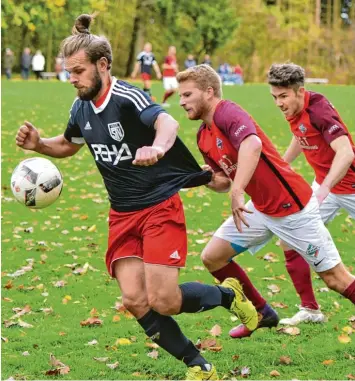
{"left": 10, "top": 157, "right": 63, "bottom": 209}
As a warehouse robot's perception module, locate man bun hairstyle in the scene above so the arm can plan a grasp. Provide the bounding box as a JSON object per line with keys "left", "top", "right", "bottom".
{"left": 267, "top": 63, "right": 305, "bottom": 89}
{"left": 61, "top": 13, "right": 113, "bottom": 70}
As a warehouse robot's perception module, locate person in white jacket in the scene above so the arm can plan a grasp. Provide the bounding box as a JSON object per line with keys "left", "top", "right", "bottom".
{"left": 32, "top": 50, "right": 45, "bottom": 80}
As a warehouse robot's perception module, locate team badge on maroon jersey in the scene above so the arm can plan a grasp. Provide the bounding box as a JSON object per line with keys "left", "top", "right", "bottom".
{"left": 216, "top": 137, "right": 223, "bottom": 149}
{"left": 298, "top": 124, "right": 307, "bottom": 134}
{"left": 108, "top": 122, "right": 124, "bottom": 142}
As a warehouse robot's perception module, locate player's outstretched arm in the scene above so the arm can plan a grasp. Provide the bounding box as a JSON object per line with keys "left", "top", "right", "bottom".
{"left": 231, "top": 135, "right": 262, "bottom": 232}
{"left": 316, "top": 135, "right": 355, "bottom": 204}
{"left": 283, "top": 136, "right": 302, "bottom": 164}
{"left": 16, "top": 121, "right": 82, "bottom": 158}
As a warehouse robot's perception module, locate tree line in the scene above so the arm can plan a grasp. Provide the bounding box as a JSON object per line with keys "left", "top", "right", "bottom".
{"left": 1, "top": 0, "right": 354, "bottom": 84}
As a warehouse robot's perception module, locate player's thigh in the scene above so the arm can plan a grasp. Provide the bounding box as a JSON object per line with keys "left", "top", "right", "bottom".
{"left": 212, "top": 201, "right": 273, "bottom": 258}
{"left": 113, "top": 257, "right": 149, "bottom": 317}
{"left": 144, "top": 263, "right": 181, "bottom": 315}
{"left": 268, "top": 195, "right": 341, "bottom": 273}
{"left": 143, "top": 194, "right": 187, "bottom": 268}
{"left": 338, "top": 193, "right": 355, "bottom": 219}
{"left": 319, "top": 192, "right": 340, "bottom": 223}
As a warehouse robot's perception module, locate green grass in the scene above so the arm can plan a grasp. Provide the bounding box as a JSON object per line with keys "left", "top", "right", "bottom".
{"left": 1, "top": 79, "right": 355, "bottom": 380}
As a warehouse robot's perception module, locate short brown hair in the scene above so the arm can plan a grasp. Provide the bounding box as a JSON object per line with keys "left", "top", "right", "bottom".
{"left": 267, "top": 63, "right": 305, "bottom": 89}
{"left": 61, "top": 14, "right": 112, "bottom": 70}
{"left": 176, "top": 64, "right": 222, "bottom": 98}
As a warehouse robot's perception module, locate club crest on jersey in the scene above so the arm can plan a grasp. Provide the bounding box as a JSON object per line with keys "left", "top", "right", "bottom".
{"left": 216, "top": 137, "right": 223, "bottom": 149}
{"left": 298, "top": 124, "right": 307, "bottom": 134}
{"left": 108, "top": 122, "right": 124, "bottom": 142}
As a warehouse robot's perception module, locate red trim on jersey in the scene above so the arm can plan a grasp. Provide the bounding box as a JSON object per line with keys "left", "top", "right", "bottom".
{"left": 287, "top": 91, "right": 355, "bottom": 194}
{"left": 94, "top": 80, "right": 112, "bottom": 108}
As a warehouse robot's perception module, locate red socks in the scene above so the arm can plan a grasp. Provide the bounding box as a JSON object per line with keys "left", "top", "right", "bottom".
{"left": 212, "top": 261, "right": 266, "bottom": 310}
{"left": 342, "top": 279, "right": 355, "bottom": 304}
{"left": 162, "top": 90, "right": 174, "bottom": 103}
{"left": 284, "top": 250, "right": 319, "bottom": 310}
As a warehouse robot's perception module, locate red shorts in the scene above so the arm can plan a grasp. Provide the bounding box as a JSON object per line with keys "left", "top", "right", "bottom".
{"left": 141, "top": 73, "right": 151, "bottom": 81}
{"left": 106, "top": 194, "right": 187, "bottom": 277}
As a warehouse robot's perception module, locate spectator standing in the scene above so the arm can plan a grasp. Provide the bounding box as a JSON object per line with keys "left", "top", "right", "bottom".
{"left": 4, "top": 48, "right": 14, "bottom": 80}
{"left": 32, "top": 50, "right": 45, "bottom": 80}
{"left": 184, "top": 54, "right": 196, "bottom": 69}
{"left": 201, "top": 54, "right": 212, "bottom": 66}
{"left": 21, "top": 48, "right": 32, "bottom": 80}
{"left": 234, "top": 64, "right": 244, "bottom": 85}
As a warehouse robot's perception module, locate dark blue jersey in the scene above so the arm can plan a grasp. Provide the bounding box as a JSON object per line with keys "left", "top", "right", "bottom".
{"left": 64, "top": 78, "right": 211, "bottom": 211}
{"left": 136, "top": 51, "right": 156, "bottom": 75}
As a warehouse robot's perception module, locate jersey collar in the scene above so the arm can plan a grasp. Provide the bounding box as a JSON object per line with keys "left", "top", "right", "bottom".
{"left": 90, "top": 77, "right": 117, "bottom": 114}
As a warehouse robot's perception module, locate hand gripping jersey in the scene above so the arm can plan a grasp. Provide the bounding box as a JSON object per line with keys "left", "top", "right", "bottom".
{"left": 64, "top": 78, "right": 211, "bottom": 211}
{"left": 287, "top": 91, "right": 355, "bottom": 194}
{"left": 198, "top": 100, "right": 312, "bottom": 217}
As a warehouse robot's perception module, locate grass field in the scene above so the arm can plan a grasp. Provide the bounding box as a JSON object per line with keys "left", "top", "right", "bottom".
{"left": 1, "top": 79, "right": 355, "bottom": 380}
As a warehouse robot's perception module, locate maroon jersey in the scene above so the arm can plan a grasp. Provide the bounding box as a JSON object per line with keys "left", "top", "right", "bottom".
{"left": 198, "top": 100, "right": 312, "bottom": 217}
{"left": 163, "top": 55, "right": 177, "bottom": 77}
{"left": 287, "top": 91, "right": 355, "bottom": 194}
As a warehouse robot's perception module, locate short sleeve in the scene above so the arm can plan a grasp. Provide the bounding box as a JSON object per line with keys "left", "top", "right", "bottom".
{"left": 308, "top": 101, "right": 348, "bottom": 145}
{"left": 63, "top": 98, "right": 85, "bottom": 145}
{"left": 214, "top": 101, "right": 257, "bottom": 150}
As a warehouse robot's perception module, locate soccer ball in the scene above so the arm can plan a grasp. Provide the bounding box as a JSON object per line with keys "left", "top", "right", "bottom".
{"left": 10, "top": 157, "right": 63, "bottom": 209}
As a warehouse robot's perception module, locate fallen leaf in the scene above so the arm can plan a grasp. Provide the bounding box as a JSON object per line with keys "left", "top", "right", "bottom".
{"left": 338, "top": 334, "right": 351, "bottom": 344}
{"left": 80, "top": 317, "right": 103, "bottom": 327}
{"left": 87, "top": 339, "right": 98, "bottom": 346}
{"left": 196, "top": 338, "right": 217, "bottom": 349}
{"left": 347, "top": 374, "right": 355, "bottom": 380}
{"left": 22, "top": 351, "right": 30, "bottom": 356}
{"left": 277, "top": 327, "right": 300, "bottom": 336}
{"left": 271, "top": 302, "right": 288, "bottom": 309}
{"left": 270, "top": 370, "right": 280, "bottom": 377}
{"left": 112, "top": 315, "right": 121, "bottom": 322}
{"left": 345, "top": 353, "right": 355, "bottom": 360}
{"left": 115, "top": 338, "right": 131, "bottom": 345}
{"left": 322, "top": 359, "right": 334, "bottom": 365}
{"left": 88, "top": 225, "right": 97, "bottom": 232}
{"left": 93, "top": 357, "right": 109, "bottom": 362}
{"left": 342, "top": 326, "right": 353, "bottom": 334}
{"left": 52, "top": 280, "right": 66, "bottom": 288}
{"left": 279, "top": 356, "right": 292, "bottom": 365}
{"left": 147, "top": 350, "right": 159, "bottom": 359}
{"left": 145, "top": 342, "right": 159, "bottom": 349}
{"left": 106, "top": 361, "right": 119, "bottom": 369}
{"left": 267, "top": 284, "right": 281, "bottom": 294}
{"left": 263, "top": 252, "right": 279, "bottom": 263}
{"left": 4, "top": 280, "right": 13, "bottom": 289}
{"left": 232, "top": 354, "right": 240, "bottom": 361}
{"left": 209, "top": 324, "right": 222, "bottom": 337}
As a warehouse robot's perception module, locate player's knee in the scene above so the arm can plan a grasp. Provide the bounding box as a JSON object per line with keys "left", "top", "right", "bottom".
{"left": 147, "top": 291, "right": 180, "bottom": 316}
{"left": 201, "top": 249, "right": 214, "bottom": 269}
{"left": 122, "top": 294, "right": 148, "bottom": 317}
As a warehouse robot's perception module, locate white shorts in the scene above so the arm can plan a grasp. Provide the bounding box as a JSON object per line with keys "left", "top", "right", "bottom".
{"left": 312, "top": 180, "right": 355, "bottom": 223}
{"left": 163, "top": 77, "right": 178, "bottom": 90}
{"left": 214, "top": 195, "right": 341, "bottom": 273}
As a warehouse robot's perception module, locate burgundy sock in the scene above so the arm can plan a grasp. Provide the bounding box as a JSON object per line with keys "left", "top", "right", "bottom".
{"left": 284, "top": 250, "right": 319, "bottom": 310}
{"left": 211, "top": 261, "right": 266, "bottom": 310}
{"left": 342, "top": 279, "right": 355, "bottom": 304}
{"left": 162, "top": 90, "right": 174, "bottom": 103}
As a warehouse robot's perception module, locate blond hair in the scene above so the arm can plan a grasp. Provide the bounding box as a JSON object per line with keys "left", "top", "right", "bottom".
{"left": 176, "top": 64, "right": 222, "bottom": 98}
{"left": 267, "top": 63, "right": 305, "bottom": 89}
{"left": 61, "top": 14, "right": 112, "bottom": 70}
